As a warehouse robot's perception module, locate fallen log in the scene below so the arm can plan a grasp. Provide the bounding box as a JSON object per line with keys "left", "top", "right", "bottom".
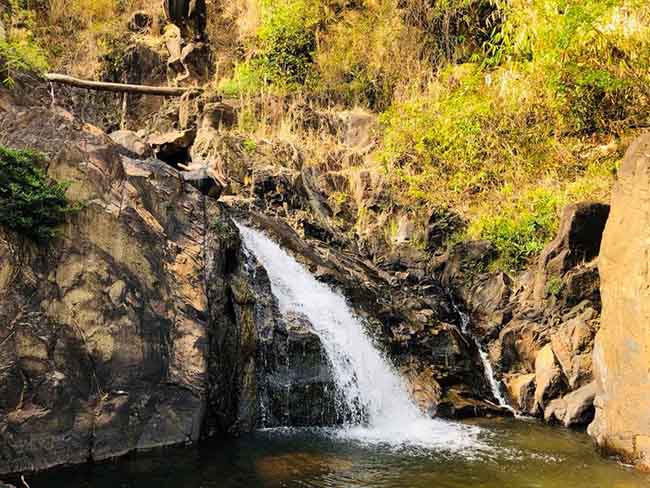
{"left": 44, "top": 73, "right": 195, "bottom": 96}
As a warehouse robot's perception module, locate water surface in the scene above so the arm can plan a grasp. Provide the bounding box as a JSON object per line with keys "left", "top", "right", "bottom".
{"left": 22, "top": 419, "right": 650, "bottom": 488}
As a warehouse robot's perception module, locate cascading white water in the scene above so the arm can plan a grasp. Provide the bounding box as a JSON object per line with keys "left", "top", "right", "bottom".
{"left": 237, "top": 223, "right": 483, "bottom": 450}
{"left": 455, "top": 306, "right": 515, "bottom": 413}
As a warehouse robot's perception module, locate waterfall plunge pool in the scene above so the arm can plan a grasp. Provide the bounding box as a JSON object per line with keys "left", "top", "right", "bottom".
{"left": 21, "top": 418, "right": 650, "bottom": 488}
{"left": 14, "top": 225, "right": 647, "bottom": 487}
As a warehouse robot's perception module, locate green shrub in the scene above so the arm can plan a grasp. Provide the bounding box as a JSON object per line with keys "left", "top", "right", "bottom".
{"left": 0, "top": 39, "right": 48, "bottom": 86}
{"left": 0, "top": 146, "right": 76, "bottom": 242}
{"left": 221, "top": 0, "right": 320, "bottom": 95}
{"left": 467, "top": 187, "right": 563, "bottom": 271}
{"left": 546, "top": 275, "right": 564, "bottom": 297}
{"left": 257, "top": 0, "right": 319, "bottom": 85}
{"left": 0, "top": 2, "right": 49, "bottom": 86}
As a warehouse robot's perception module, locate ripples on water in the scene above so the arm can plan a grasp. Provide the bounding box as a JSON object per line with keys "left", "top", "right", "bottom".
{"left": 21, "top": 419, "right": 650, "bottom": 488}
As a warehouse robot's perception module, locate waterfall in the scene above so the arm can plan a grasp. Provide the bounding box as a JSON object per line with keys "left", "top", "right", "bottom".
{"left": 453, "top": 303, "right": 516, "bottom": 413}
{"left": 236, "top": 223, "right": 482, "bottom": 450}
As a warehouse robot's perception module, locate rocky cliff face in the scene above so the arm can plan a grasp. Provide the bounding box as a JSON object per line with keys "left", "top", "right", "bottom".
{"left": 0, "top": 72, "right": 498, "bottom": 475}
{"left": 435, "top": 201, "right": 610, "bottom": 426}
{"left": 589, "top": 134, "right": 650, "bottom": 470}
{"left": 0, "top": 75, "right": 338, "bottom": 474}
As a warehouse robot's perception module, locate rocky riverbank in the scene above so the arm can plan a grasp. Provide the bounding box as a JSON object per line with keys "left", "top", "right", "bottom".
{"left": 1, "top": 41, "right": 650, "bottom": 474}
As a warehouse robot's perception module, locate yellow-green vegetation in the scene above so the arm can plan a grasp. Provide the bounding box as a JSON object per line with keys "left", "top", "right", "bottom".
{"left": 2, "top": 0, "right": 161, "bottom": 77}
{"left": 220, "top": 0, "right": 647, "bottom": 270}
{"left": 0, "top": 1, "right": 49, "bottom": 85}
{"left": 7, "top": 0, "right": 650, "bottom": 270}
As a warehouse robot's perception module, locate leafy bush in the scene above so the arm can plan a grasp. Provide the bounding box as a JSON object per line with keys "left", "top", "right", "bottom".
{"left": 257, "top": 0, "right": 319, "bottom": 85}
{"left": 467, "top": 188, "right": 562, "bottom": 271}
{"left": 222, "top": 0, "right": 320, "bottom": 94}
{"left": 0, "top": 3, "right": 48, "bottom": 86}
{"left": 0, "top": 146, "right": 76, "bottom": 242}
{"left": 0, "top": 39, "right": 48, "bottom": 86}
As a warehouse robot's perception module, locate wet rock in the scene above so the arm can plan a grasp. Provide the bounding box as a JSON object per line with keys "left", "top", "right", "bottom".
{"left": 534, "top": 344, "right": 567, "bottom": 413}
{"left": 505, "top": 373, "right": 535, "bottom": 412}
{"left": 405, "top": 367, "right": 442, "bottom": 416}
{"left": 262, "top": 312, "right": 339, "bottom": 427}
{"left": 544, "top": 381, "right": 596, "bottom": 428}
{"left": 235, "top": 211, "right": 493, "bottom": 417}
{"left": 589, "top": 134, "right": 650, "bottom": 469}
{"left": 436, "top": 387, "right": 511, "bottom": 418}
{"left": 109, "top": 130, "right": 153, "bottom": 158}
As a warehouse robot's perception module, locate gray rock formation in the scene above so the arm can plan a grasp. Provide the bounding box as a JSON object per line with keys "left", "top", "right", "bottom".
{"left": 434, "top": 201, "right": 610, "bottom": 425}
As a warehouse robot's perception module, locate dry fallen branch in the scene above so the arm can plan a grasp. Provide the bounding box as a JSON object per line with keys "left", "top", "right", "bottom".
{"left": 44, "top": 73, "right": 196, "bottom": 97}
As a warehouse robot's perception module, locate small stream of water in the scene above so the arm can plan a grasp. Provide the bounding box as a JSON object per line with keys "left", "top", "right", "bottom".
{"left": 453, "top": 303, "right": 516, "bottom": 413}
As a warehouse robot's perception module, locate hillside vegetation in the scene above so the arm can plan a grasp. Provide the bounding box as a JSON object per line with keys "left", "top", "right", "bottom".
{"left": 3, "top": 0, "right": 649, "bottom": 270}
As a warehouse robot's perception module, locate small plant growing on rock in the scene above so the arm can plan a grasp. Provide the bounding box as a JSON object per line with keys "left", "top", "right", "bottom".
{"left": 546, "top": 275, "right": 564, "bottom": 298}
{"left": 0, "top": 145, "right": 77, "bottom": 242}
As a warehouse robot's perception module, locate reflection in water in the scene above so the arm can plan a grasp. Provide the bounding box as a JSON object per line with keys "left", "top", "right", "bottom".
{"left": 20, "top": 419, "right": 650, "bottom": 488}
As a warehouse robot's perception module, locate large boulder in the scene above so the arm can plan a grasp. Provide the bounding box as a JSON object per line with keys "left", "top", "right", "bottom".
{"left": 109, "top": 130, "right": 153, "bottom": 158}
{"left": 533, "top": 344, "right": 567, "bottom": 413}
{"left": 0, "top": 102, "right": 232, "bottom": 472}
{"left": 532, "top": 202, "right": 610, "bottom": 300}
{"left": 589, "top": 134, "right": 650, "bottom": 470}
{"left": 545, "top": 381, "right": 597, "bottom": 428}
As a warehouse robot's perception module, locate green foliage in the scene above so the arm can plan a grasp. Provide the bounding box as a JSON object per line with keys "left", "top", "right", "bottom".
{"left": 0, "top": 4, "right": 49, "bottom": 86}
{"left": 0, "top": 146, "right": 76, "bottom": 242}
{"left": 546, "top": 275, "right": 564, "bottom": 297}
{"left": 242, "top": 138, "right": 257, "bottom": 154}
{"left": 483, "top": 0, "right": 650, "bottom": 132}
{"left": 0, "top": 39, "right": 48, "bottom": 86}
{"left": 222, "top": 0, "right": 320, "bottom": 95}
{"left": 257, "top": 0, "right": 319, "bottom": 85}
{"left": 467, "top": 187, "right": 563, "bottom": 271}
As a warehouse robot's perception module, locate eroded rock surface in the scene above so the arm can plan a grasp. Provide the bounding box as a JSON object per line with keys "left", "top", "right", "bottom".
{"left": 434, "top": 201, "right": 610, "bottom": 425}
{"left": 0, "top": 75, "right": 337, "bottom": 474}
{"left": 589, "top": 134, "right": 650, "bottom": 470}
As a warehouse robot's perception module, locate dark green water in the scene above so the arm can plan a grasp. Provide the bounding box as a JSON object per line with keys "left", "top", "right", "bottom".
{"left": 16, "top": 419, "right": 650, "bottom": 488}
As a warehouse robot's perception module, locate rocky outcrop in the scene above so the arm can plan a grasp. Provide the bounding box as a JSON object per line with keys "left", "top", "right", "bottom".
{"left": 589, "top": 133, "right": 650, "bottom": 470}
{"left": 435, "top": 201, "right": 610, "bottom": 425}
{"left": 0, "top": 75, "right": 337, "bottom": 474}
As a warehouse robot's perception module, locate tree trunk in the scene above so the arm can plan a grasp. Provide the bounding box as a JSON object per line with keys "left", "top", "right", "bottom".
{"left": 44, "top": 73, "right": 194, "bottom": 96}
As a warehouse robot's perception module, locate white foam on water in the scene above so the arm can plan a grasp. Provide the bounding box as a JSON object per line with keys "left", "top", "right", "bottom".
{"left": 237, "top": 222, "right": 486, "bottom": 452}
